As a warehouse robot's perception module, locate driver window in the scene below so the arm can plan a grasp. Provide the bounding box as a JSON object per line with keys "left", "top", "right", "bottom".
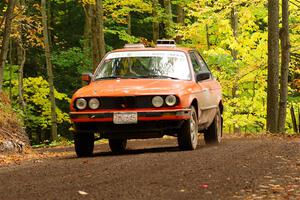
{"left": 190, "top": 52, "right": 201, "bottom": 74}
{"left": 195, "top": 52, "right": 210, "bottom": 73}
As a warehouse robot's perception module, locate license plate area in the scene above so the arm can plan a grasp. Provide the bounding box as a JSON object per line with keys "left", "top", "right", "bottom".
{"left": 113, "top": 112, "right": 138, "bottom": 124}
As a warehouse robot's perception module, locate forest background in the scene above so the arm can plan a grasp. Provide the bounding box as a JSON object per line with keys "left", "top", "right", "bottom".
{"left": 0, "top": 0, "right": 299, "bottom": 145}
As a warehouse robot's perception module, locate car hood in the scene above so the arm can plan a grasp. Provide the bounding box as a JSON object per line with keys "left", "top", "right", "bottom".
{"left": 74, "top": 79, "right": 194, "bottom": 97}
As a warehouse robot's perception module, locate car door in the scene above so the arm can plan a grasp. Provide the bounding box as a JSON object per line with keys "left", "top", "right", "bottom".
{"left": 189, "top": 51, "right": 220, "bottom": 125}
{"left": 195, "top": 51, "right": 222, "bottom": 106}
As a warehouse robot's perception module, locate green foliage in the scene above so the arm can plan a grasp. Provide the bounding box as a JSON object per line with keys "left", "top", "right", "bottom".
{"left": 52, "top": 47, "right": 92, "bottom": 95}
{"left": 9, "top": 77, "right": 70, "bottom": 144}
{"left": 174, "top": 0, "right": 298, "bottom": 133}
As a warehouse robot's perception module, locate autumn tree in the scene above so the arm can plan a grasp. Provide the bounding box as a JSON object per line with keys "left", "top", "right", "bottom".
{"left": 278, "top": 0, "right": 290, "bottom": 133}
{"left": 91, "top": 0, "right": 105, "bottom": 70}
{"left": 41, "top": 0, "right": 57, "bottom": 141}
{"left": 164, "top": 0, "right": 173, "bottom": 38}
{"left": 0, "top": 0, "right": 17, "bottom": 93}
{"left": 152, "top": 0, "right": 160, "bottom": 41}
{"left": 267, "top": 0, "right": 280, "bottom": 133}
{"left": 81, "top": 0, "right": 106, "bottom": 69}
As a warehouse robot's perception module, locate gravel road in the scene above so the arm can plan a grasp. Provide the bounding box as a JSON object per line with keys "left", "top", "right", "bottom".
{"left": 0, "top": 137, "right": 299, "bottom": 200}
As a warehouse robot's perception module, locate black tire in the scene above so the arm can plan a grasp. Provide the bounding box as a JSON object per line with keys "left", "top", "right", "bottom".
{"left": 109, "top": 139, "right": 127, "bottom": 154}
{"left": 204, "top": 108, "right": 222, "bottom": 144}
{"left": 177, "top": 106, "right": 198, "bottom": 150}
{"left": 74, "top": 132, "right": 94, "bottom": 157}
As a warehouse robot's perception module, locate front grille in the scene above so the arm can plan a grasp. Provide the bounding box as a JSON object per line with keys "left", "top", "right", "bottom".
{"left": 73, "top": 95, "right": 179, "bottom": 110}
{"left": 101, "top": 96, "right": 153, "bottom": 109}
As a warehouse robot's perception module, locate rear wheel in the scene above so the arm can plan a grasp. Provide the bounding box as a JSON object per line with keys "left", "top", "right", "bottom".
{"left": 109, "top": 139, "right": 127, "bottom": 154}
{"left": 74, "top": 132, "right": 94, "bottom": 157}
{"left": 204, "top": 108, "right": 222, "bottom": 144}
{"left": 177, "top": 106, "right": 198, "bottom": 150}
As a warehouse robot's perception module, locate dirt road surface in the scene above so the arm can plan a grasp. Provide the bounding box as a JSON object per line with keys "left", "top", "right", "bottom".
{"left": 0, "top": 137, "right": 299, "bottom": 200}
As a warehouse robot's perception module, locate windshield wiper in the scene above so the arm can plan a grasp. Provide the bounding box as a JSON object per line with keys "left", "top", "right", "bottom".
{"left": 95, "top": 76, "right": 141, "bottom": 80}
{"left": 94, "top": 76, "right": 120, "bottom": 80}
{"left": 138, "top": 75, "right": 180, "bottom": 80}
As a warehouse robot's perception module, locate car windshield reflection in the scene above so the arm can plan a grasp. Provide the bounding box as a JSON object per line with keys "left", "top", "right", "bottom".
{"left": 93, "top": 51, "right": 191, "bottom": 81}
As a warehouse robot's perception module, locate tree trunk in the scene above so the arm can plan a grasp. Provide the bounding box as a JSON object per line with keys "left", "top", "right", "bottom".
{"left": 176, "top": 3, "right": 184, "bottom": 24}
{"left": 91, "top": 4, "right": 98, "bottom": 69}
{"left": 205, "top": 1, "right": 210, "bottom": 50}
{"left": 47, "top": 0, "right": 53, "bottom": 48}
{"left": 91, "top": 0, "right": 106, "bottom": 70}
{"left": 206, "top": 24, "right": 210, "bottom": 50}
{"left": 152, "top": 0, "right": 159, "bottom": 42}
{"left": 96, "top": 0, "right": 105, "bottom": 60}
{"left": 290, "top": 105, "right": 298, "bottom": 133}
{"left": 278, "top": 0, "right": 290, "bottom": 133}
{"left": 9, "top": 39, "right": 13, "bottom": 100}
{"left": 230, "top": 5, "right": 238, "bottom": 60}
{"left": 164, "top": 0, "right": 172, "bottom": 38}
{"left": 0, "top": 0, "right": 17, "bottom": 93}
{"left": 41, "top": 0, "right": 57, "bottom": 141}
{"left": 127, "top": 12, "right": 132, "bottom": 35}
{"left": 298, "top": 107, "right": 300, "bottom": 133}
{"left": 83, "top": 4, "right": 92, "bottom": 57}
{"left": 267, "top": 0, "right": 279, "bottom": 133}
{"left": 17, "top": 40, "right": 26, "bottom": 111}
{"left": 230, "top": 3, "right": 240, "bottom": 133}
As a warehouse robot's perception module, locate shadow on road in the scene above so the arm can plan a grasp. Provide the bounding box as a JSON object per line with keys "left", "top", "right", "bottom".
{"left": 63, "top": 143, "right": 207, "bottom": 160}
{"left": 93, "top": 146, "right": 181, "bottom": 157}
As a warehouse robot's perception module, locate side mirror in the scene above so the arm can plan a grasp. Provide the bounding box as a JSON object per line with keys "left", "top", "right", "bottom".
{"left": 82, "top": 73, "right": 93, "bottom": 83}
{"left": 196, "top": 72, "right": 211, "bottom": 82}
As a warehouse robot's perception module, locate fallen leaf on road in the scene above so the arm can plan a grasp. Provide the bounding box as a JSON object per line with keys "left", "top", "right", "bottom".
{"left": 259, "top": 185, "right": 269, "bottom": 189}
{"left": 200, "top": 184, "right": 209, "bottom": 189}
{"left": 78, "top": 190, "right": 88, "bottom": 195}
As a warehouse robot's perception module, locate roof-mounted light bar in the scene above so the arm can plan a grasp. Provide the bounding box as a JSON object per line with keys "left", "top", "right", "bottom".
{"left": 124, "top": 44, "right": 145, "bottom": 48}
{"left": 156, "top": 39, "right": 176, "bottom": 47}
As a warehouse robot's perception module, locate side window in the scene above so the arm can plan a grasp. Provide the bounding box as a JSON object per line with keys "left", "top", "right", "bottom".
{"left": 195, "top": 52, "right": 210, "bottom": 73}
{"left": 189, "top": 52, "right": 201, "bottom": 74}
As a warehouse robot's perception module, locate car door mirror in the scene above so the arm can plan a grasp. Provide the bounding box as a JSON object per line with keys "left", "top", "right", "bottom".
{"left": 196, "top": 72, "right": 211, "bottom": 82}
{"left": 82, "top": 73, "right": 93, "bottom": 83}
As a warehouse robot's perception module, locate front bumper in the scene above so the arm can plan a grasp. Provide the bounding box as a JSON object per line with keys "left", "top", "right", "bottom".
{"left": 70, "top": 109, "right": 191, "bottom": 138}
{"left": 70, "top": 109, "right": 191, "bottom": 123}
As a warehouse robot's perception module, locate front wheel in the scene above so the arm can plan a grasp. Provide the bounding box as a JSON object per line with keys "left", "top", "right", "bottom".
{"left": 204, "top": 108, "right": 222, "bottom": 144}
{"left": 109, "top": 139, "right": 127, "bottom": 154}
{"left": 74, "top": 132, "right": 94, "bottom": 157}
{"left": 177, "top": 106, "right": 198, "bottom": 150}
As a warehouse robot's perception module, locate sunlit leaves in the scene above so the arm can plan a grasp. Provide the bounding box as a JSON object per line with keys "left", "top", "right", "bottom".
{"left": 9, "top": 77, "right": 70, "bottom": 131}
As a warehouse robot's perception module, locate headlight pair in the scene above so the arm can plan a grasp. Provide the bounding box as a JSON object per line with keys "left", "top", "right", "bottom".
{"left": 152, "top": 95, "right": 177, "bottom": 108}
{"left": 75, "top": 98, "right": 100, "bottom": 110}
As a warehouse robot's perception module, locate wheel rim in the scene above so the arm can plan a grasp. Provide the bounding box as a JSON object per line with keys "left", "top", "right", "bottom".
{"left": 190, "top": 110, "right": 198, "bottom": 147}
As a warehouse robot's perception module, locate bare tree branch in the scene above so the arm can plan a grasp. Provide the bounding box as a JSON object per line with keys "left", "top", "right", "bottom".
{"left": 290, "top": 0, "right": 300, "bottom": 8}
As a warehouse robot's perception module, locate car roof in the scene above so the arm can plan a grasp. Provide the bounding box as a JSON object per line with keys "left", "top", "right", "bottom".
{"left": 110, "top": 46, "right": 193, "bottom": 53}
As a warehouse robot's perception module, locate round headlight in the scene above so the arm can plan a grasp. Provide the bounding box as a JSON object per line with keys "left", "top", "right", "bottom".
{"left": 152, "top": 96, "right": 164, "bottom": 108}
{"left": 165, "top": 95, "right": 177, "bottom": 106}
{"left": 89, "top": 98, "right": 100, "bottom": 110}
{"left": 76, "top": 98, "right": 87, "bottom": 110}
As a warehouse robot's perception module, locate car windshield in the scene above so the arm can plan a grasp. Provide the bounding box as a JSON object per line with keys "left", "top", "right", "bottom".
{"left": 93, "top": 51, "right": 191, "bottom": 80}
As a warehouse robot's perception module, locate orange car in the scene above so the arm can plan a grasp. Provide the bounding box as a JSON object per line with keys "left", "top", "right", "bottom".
{"left": 70, "top": 40, "right": 223, "bottom": 157}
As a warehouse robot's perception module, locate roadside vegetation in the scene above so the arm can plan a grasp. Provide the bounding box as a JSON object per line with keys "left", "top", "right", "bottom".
{"left": 0, "top": 93, "right": 29, "bottom": 152}
{"left": 0, "top": 0, "right": 299, "bottom": 147}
